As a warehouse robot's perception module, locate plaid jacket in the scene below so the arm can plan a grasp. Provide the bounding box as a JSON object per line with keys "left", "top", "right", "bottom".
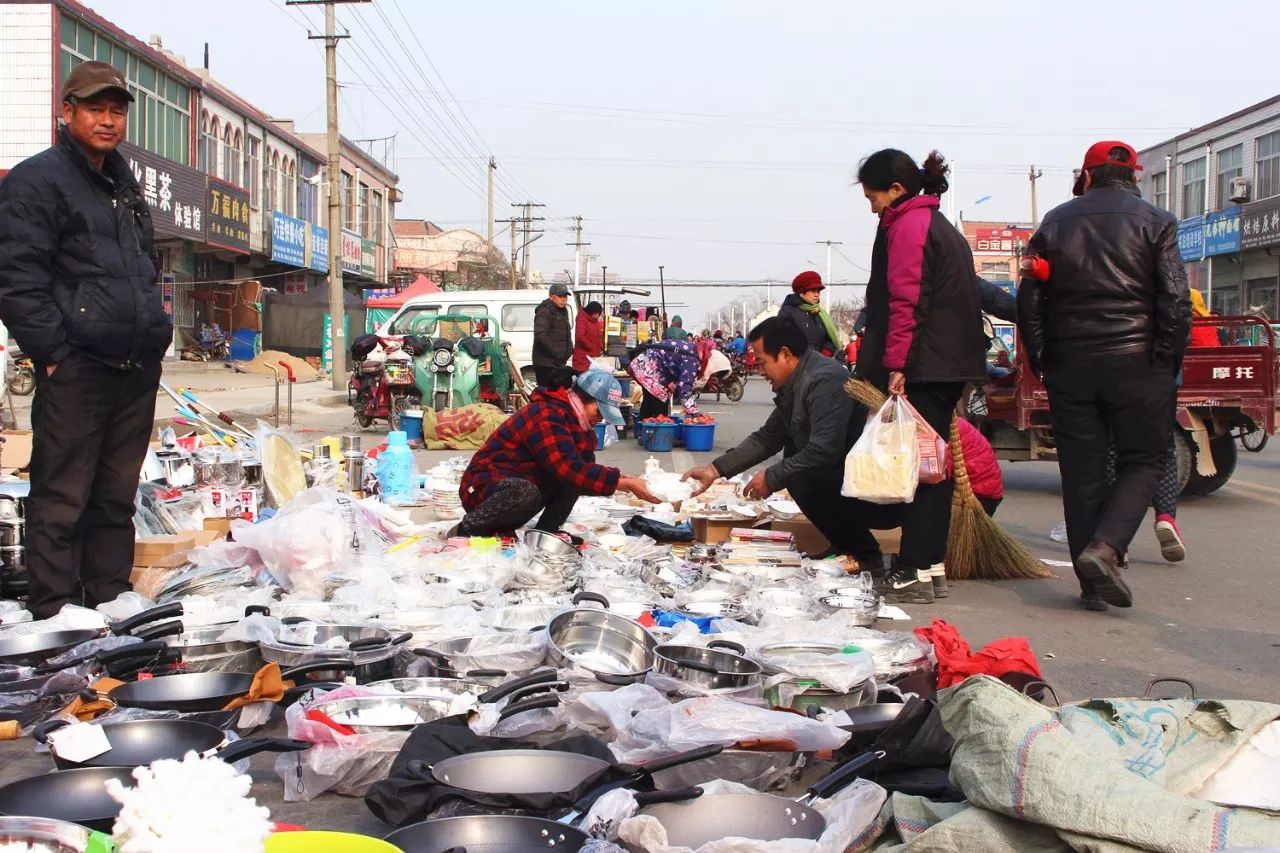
{"left": 460, "top": 388, "right": 620, "bottom": 511}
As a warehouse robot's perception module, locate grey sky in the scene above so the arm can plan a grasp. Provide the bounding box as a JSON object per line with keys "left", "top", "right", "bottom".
{"left": 90, "top": 0, "right": 1280, "bottom": 323}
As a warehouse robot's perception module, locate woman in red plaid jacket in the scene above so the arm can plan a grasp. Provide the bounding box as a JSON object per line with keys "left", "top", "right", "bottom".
{"left": 457, "top": 369, "right": 659, "bottom": 536}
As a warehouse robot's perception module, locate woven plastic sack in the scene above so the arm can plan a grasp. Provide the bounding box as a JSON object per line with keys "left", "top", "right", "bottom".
{"left": 841, "top": 398, "right": 918, "bottom": 504}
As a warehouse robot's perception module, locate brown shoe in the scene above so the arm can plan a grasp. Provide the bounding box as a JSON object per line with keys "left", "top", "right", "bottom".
{"left": 1076, "top": 541, "right": 1133, "bottom": 608}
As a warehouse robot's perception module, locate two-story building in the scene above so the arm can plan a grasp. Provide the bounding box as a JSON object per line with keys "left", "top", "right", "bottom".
{"left": 1138, "top": 95, "right": 1280, "bottom": 318}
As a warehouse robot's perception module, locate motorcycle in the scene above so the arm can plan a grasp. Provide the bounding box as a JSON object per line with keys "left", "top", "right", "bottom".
{"left": 695, "top": 350, "right": 745, "bottom": 403}
{"left": 348, "top": 335, "right": 422, "bottom": 431}
{"left": 183, "top": 323, "right": 230, "bottom": 362}
{"left": 5, "top": 344, "right": 34, "bottom": 396}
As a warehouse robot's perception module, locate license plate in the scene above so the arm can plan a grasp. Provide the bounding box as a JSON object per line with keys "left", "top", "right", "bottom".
{"left": 384, "top": 364, "right": 405, "bottom": 381}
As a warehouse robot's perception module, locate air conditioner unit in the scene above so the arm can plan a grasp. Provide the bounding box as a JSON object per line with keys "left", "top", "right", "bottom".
{"left": 1230, "top": 176, "right": 1250, "bottom": 203}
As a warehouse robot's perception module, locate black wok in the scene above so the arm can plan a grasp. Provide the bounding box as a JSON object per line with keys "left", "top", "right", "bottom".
{"left": 635, "top": 749, "right": 885, "bottom": 848}
{"left": 0, "top": 767, "right": 134, "bottom": 832}
{"left": 383, "top": 789, "right": 701, "bottom": 853}
{"left": 34, "top": 718, "right": 311, "bottom": 770}
{"left": 87, "top": 660, "right": 354, "bottom": 712}
{"left": 0, "top": 602, "right": 183, "bottom": 667}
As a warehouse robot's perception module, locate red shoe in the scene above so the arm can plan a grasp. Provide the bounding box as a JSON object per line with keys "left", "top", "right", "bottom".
{"left": 1154, "top": 514, "right": 1186, "bottom": 563}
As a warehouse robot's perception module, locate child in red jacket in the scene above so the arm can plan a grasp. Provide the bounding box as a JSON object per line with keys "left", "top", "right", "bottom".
{"left": 957, "top": 419, "right": 1002, "bottom": 515}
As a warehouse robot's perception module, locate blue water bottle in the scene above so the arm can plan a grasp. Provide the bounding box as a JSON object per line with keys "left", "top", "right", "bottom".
{"left": 377, "top": 431, "right": 415, "bottom": 504}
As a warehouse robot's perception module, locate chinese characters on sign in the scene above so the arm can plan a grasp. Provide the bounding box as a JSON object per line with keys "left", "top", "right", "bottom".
{"left": 120, "top": 142, "right": 206, "bottom": 242}
{"left": 282, "top": 272, "right": 308, "bottom": 294}
{"left": 309, "top": 224, "right": 330, "bottom": 274}
{"left": 340, "top": 229, "right": 362, "bottom": 275}
{"left": 1204, "top": 208, "right": 1241, "bottom": 257}
{"left": 271, "top": 211, "right": 307, "bottom": 267}
{"left": 207, "top": 179, "right": 251, "bottom": 253}
{"left": 394, "top": 247, "right": 430, "bottom": 269}
{"left": 1212, "top": 366, "right": 1254, "bottom": 380}
{"left": 1177, "top": 216, "right": 1204, "bottom": 262}
{"left": 360, "top": 238, "right": 376, "bottom": 279}
{"left": 1240, "top": 199, "right": 1280, "bottom": 251}
{"left": 971, "top": 227, "right": 1034, "bottom": 253}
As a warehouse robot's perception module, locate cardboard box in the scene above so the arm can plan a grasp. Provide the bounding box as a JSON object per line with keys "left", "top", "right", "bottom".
{"left": 132, "top": 532, "right": 196, "bottom": 565}
{"left": 768, "top": 518, "right": 830, "bottom": 556}
{"left": 203, "top": 516, "right": 232, "bottom": 537}
{"left": 691, "top": 516, "right": 738, "bottom": 545}
{"left": 190, "top": 528, "right": 223, "bottom": 548}
{"left": 0, "top": 431, "right": 33, "bottom": 473}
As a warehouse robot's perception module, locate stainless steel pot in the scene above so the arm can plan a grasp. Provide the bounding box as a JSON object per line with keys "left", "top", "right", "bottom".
{"left": 817, "top": 588, "right": 881, "bottom": 628}
{"left": 653, "top": 640, "right": 762, "bottom": 691}
{"left": 414, "top": 633, "right": 547, "bottom": 680}
{"left": 766, "top": 676, "right": 878, "bottom": 713}
{"left": 545, "top": 592, "right": 655, "bottom": 685}
{"left": 259, "top": 622, "right": 412, "bottom": 683}
{"left": 162, "top": 605, "right": 270, "bottom": 673}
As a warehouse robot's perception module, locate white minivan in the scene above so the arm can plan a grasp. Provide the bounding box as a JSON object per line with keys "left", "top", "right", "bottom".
{"left": 378, "top": 289, "right": 569, "bottom": 382}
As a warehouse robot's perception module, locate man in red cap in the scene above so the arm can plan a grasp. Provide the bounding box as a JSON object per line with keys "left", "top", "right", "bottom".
{"left": 778, "top": 270, "right": 841, "bottom": 357}
{"left": 1017, "top": 141, "right": 1190, "bottom": 612}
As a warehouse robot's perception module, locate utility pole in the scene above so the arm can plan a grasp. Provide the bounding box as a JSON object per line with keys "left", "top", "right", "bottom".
{"left": 658, "top": 265, "right": 667, "bottom": 328}
{"left": 507, "top": 217, "right": 519, "bottom": 289}
{"left": 293, "top": 0, "right": 369, "bottom": 390}
{"left": 487, "top": 156, "right": 496, "bottom": 250}
{"left": 564, "top": 216, "right": 590, "bottom": 289}
{"left": 816, "top": 240, "right": 842, "bottom": 310}
{"left": 1029, "top": 165, "right": 1044, "bottom": 227}
{"left": 512, "top": 202, "right": 545, "bottom": 281}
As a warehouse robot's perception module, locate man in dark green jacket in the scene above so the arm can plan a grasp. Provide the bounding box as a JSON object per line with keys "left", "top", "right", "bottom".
{"left": 682, "top": 317, "right": 897, "bottom": 570}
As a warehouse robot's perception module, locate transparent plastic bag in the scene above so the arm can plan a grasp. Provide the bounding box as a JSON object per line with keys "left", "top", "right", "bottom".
{"left": 903, "top": 397, "right": 948, "bottom": 485}
{"left": 841, "top": 397, "right": 918, "bottom": 505}
{"left": 231, "top": 489, "right": 370, "bottom": 597}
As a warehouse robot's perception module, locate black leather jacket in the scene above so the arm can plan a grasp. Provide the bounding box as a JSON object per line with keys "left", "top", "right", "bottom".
{"left": 1016, "top": 182, "right": 1190, "bottom": 375}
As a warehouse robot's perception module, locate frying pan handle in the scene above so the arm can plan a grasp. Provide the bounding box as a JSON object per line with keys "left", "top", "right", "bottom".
{"left": 109, "top": 649, "right": 183, "bottom": 681}
{"left": 465, "top": 669, "right": 507, "bottom": 679}
{"left": 280, "top": 660, "right": 355, "bottom": 680}
{"left": 280, "top": 616, "right": 311, "bottom": 626}
{"left": 500, "top": 680, "right": 570, "bottom": 705}
{"left": 1144, "top": 677, "right": 1196, "bottom": 700}
{"left": 132, "top": 620, "right": 185, "bottom": 642}
{"left": 214, "top": 737, "right": 312, "bottom": 764}
{"left": 632, "top": 787, "right": 704, "bottom": 808}
{"left": 412, "top": 647, "right": 450, "bottom": 662}
{"left": 630, "top": 744, "right": 724, "bottom": 775}
{"left": 672, "top": 659, "right": 721, "bottom": 675}
{"left": 96, "top": 640, "right": 172, "bottom": 665}
{"left": 572, "top": 591, "right": 610, "bottom": 609}
{"left": 244, "top": 605, "right": 271, "bottom": 618}
{"left": 497, "top": 694, "right": 560, "bottom": 721}
{"left": 110, "top": 602, "right": 184, "bottom": 636}
{"left": 33, "top": 649, "right": 97, "bottom": 674}
{"left": 477, "top": 669, "right": 558, "bottom": 704}
{"left": 707, "top": 640, "right": 746, "bottom": 655}
{"left": 805, "top": 749, "right": 885, "bottom": 802}
{"left": 388, "top": 632, "right": 413, "bottom": 646}
{"left": 32, "top": 718, "right": 73, "bottom": 744}
{"left": 592, "top": 671, "right": 640, "bottom": 687}
{"left": 348, "top": 636, "right": 392, "bottom": 652}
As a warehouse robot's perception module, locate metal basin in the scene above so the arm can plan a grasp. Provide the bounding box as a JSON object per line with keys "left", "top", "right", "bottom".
{"left": 545, "top": 607, "right": 655, "bottom": 685}
{"left": 307, "top": 695, "right": 455, "bottom": 733}
{"left": 653, "top": 641, "right": 762, "bottom": 691}
{"left": 260, "top": 623, "right": 411, "bottom": 683}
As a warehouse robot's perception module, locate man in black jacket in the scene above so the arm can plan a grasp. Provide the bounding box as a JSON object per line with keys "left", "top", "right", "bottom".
{"left": 531, "top": 282, "right": 572, "bottom": 387}
{"left": 682, "top": 317, "right": 899, "bottom": 571}
{"left": 1017, "top": 141, "right": 1191, "bottom": 612}
{"left": 0, "top": 62, "right": 172, "bottom": 617}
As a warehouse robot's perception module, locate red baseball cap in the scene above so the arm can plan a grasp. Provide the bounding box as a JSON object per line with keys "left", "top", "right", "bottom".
{"left": 1072, "top": 140, "right": 1143, "bottom": 196}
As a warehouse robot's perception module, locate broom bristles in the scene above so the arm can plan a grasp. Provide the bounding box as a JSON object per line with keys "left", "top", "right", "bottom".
{"left": 844, "top": 377, "right": 888, "bottom": 411}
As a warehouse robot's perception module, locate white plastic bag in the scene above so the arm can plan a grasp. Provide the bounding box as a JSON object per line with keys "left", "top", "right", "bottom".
{"left": 841, "top": 398, "right": 918, "bottom": 504}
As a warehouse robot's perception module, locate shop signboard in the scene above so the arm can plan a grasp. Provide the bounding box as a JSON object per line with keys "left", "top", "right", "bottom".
{"left": 207, "top": 178, "right": 251, "bottom": 254}
{"left": 340, "top": 229, "right": 361, "bottom": 275}
{"left": 1177, "top": 215, "right": 1204, "bottom": 262}
{"left": 1204, "top": 208, "right": 1241, "bottom": 257}
{"left": 120, "top": 141, "right": 206, "bottom": 243}
{"left": 360, "top": 238, "right": 376, "bottom": 278}
{"left": 161, "top": 273, "right": 175, "bottom": 317}
{"left": 971, "top": 226, "right": 1034, "bottom": 253}
{"left": 394, "top": 247, "right": 430, "bottom": 269}
{"left": 271, "top": 211, "right": 307, "bottom": 267}
{"left": 1240, "top": 198, "right": 1280, "bottom": 251}
{"left": 282, "top": 271, "right": 308, "bottom": 294}
{"left": 309, "top": 224, "right": 330, "bottom": 274}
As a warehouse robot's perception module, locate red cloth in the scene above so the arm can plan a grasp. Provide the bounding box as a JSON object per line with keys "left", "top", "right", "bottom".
{"left": 914, "top": 619, "right": 1043, "bottom": 690}
{"left": 844, "top": 338, "right": 860, "bottom": 363}
{"left": 957, "top": 419, "right": 1002, "bottom": 500}
{"left": 1190, "top": 323, "right": 1220, "bottom": 348}
{"left": 459, "top": 388, "right": 620, "bottom": 511}
{"left": 572, "top": 308, "right": 605, "bottom": 372}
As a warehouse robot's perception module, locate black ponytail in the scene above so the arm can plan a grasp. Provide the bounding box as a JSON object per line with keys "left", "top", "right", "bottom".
{"left": 857, "top": 148, "right": 950, "bottom": 198}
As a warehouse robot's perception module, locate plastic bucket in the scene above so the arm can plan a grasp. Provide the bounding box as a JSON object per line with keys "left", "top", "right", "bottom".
{"left": 683, "top": 422, "right": 716, "bottom": 451}
{"left": 399, "top": 409, "right": 424, "bottom": 444}
{"left": 645, "top": 422, "right": 676, "bottom": 452}
{"left": 672, "top": 415, "right": 685, "bottom": 446}
{"left": 594, "top": 423, "right": 606, "bottom": 449}
{"left": 634, "top": 420, "right": 648, "bottom": 444}
{"left": 266, "top": 831, "right": 401, "bottom": 853}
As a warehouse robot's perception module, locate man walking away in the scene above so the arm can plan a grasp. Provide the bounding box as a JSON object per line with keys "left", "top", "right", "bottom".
{"left": 532, "top": 282, "right": 572, "bottom": 387}
{"left": 0, "top": 62, "right": 172, "bottom": 618}
{"left": 1018, "top": 140, "right": 1190, "bottom": 611}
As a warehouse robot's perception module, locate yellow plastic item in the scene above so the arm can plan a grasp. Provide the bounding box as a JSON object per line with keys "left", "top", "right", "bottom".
{"left": 265, "top": 831, "right": 402, "bottom": 852}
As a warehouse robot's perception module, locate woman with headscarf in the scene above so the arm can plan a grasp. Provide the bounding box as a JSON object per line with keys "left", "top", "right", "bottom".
{"left": 627, "top": 339, "right": 702, "bottom": 421}
{"left": 1189, "top": 289, "right": 1222, "bottom": 347}
{"left": 779, "top": 270, "right": 841, "bottom": 356}
{"left": 663, "top": 315, "right": 690, "bottom": 341}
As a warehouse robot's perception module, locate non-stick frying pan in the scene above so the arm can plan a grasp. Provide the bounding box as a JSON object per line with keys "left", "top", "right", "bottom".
{"left": 423, "top": 744, "right": 725, "bottom": 797}
{"left": 34, "top": 718, "right": 312, "bottom": 770}
{"left": 0, "top": 602, "right": 184, "bottom": 667}
{"left": 634, "top": 750, "right": 885, "bottom": 848}
{"left": 88, "top": 660, "right": 354, "bottom": 712}
{"left": 0, "top": 766, "right": 135, "bottom": 832}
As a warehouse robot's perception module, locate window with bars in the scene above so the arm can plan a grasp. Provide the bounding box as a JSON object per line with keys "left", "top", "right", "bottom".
{"left": 220, "top": 125, "right": 234, "bottom": 183}
{"left": 372, "top": 189, "right": 384, "bottom": 244}
{"left": 60, "top": 13, "right": 190, "bottom": 165}
{"left": 300, "top": 160, "right": 320, "bottom": 222}
{"left": 267, "top": 151, "right": 279, "bottom": 212}
{"left": 359, "top": 182, "right": 371, "bottom": 236}
{"left": 1182, "top": 158, "right": 1206, "bottom": 216}
{"left": 1216, "top": 144, "right": 1243, "bottom": 208}
{"left": 341, "top": 171, "right": 355, "bottom": 229}
{"left": 1257, "top": 130, "right": 1280, "bottom": 201}
{"left": 1151, "top": 171, "right": 1168, "bottom": 210}
{"left": 246, "top": 138, "right": 260, "bottom": 206}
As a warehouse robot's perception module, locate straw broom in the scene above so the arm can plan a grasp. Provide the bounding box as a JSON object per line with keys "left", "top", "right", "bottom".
{"left": 843, "top": 377, "right": 1051, "bottom": 580}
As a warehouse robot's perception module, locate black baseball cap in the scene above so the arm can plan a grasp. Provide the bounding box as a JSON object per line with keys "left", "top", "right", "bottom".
{"left": 62, "top": 61, "right": 134, "bottom": 103}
